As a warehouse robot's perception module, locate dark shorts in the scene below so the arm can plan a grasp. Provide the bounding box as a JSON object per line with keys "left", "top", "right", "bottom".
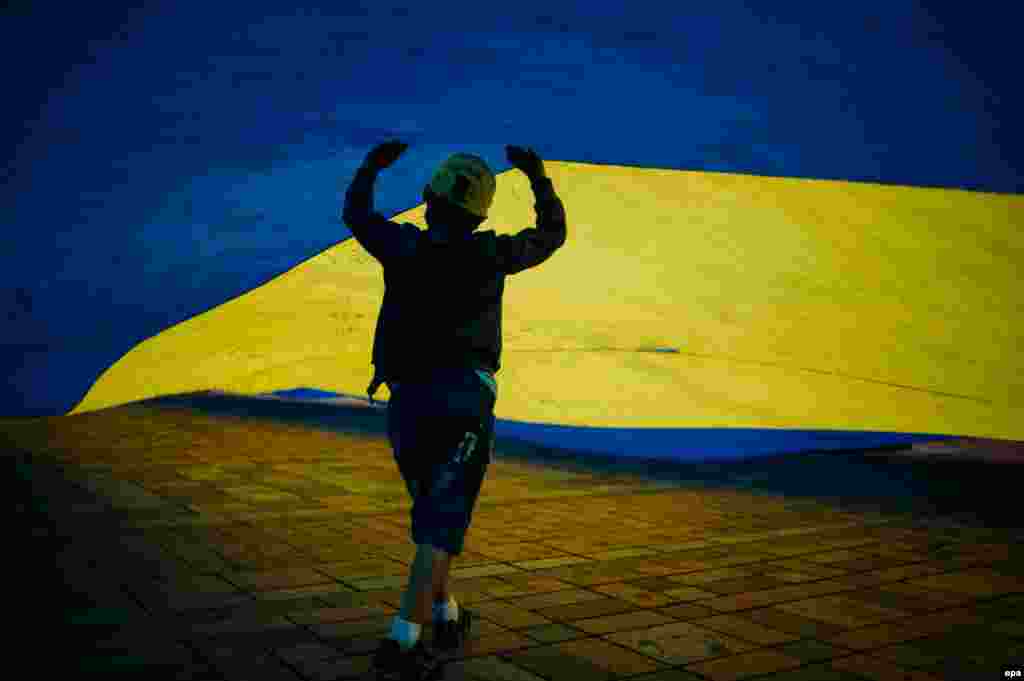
{"left": 386, "top": 367, "right": 497, "bottom": 556}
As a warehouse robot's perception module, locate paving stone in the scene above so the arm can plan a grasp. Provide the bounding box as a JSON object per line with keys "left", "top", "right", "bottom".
{"left": 443, "top": 655, "right": 553, "bottom": 681}
{"left": 309, "top": 614, "right": 393, "bottom": 642}
{"left": 73, "top": 653, "right": 195, "bottom": 675}
{"left": 655, "top": 602, "right": 719, "bottom": 620}
{"left": 697, "top": 575, "right": 793, "bottom": 595}
{"left": 473, "top": 600, "right": 558, "bottom": 629}
{"left": 512, "top": 555, "right": 593, "bottom": 570}
{"left": 221, "top": 567, "right": 336, "bottom": 591}
{"left": 585, "top": 547, "right": 664, "bottom": 561}
{"left": 255, "top": 584, "right": 354, "bottom": 602}
{"left": 830, "top": 652, "right": 947, "bottom": 680}
{"left": 603, "top": 621, "right": 758, "bottom": 665}
{"left": 521, "top": 622, "right": 586, "bottom": 643}
{"left": 989, "top": 618, "right": 1024, "bottom": 639}
{"left": 198, "top": 645, "right": 305, "bottom": 679}
{"left": 775, "top": 594, "right": 912, "bottom": 629}
{"left": 536, "top": 596, "right": 640, "bottom": 623}
{"left": 752, "top": 661, "right": 887, "bottom": 680}
{"left": 685, "top": 647, "right": 806, "bottom": 680}
{"left": 511, "top": 587, "right": 609, "bottom": 610}
{"left": 744, "top": 606, "right": 849, "bottom": 639}
{"left": 313, "top": 557, "right": 407, "bottom": 580}
{"left": 592, "top": 581, "right": 690, "bottom": 608}
{"left": 703, "top": 580, "right": 853, "bottom": 613}
{"left": 666, "top": 566, "right": 762, "bottom": 585}
{"left": 15, "top": 403, "right": 1023, "bottom": 681}
{"left": 904, "top": 568, "right": 1024, "bottom": 598}
{"left": 570, "top": 609, "right": 678, "bottom": 635}
{"left": 758, "top": 568, "right": 840, "bottom": 584}
{"left": 910, "top": 623, "right": 1024, "bottom": 662}
{"left": 272, "top": 640, "right": 339, "bottom": 666}
{"left": 498, "top": 639, "right": 617, "bottom": 680}
{"left": 826, "top": 606, "right": 984, "bottom": 651}
{"left": 621, "top": 669, "right": 711, "bottom": 681}
{"left": 839, "top": 586, "right": 959, "bottom": 614}
{"left": 189, "top": 613, "right": 301, "bottom": 640}
{"left": 286, "top": 603, "right": 391, "bottom": 626}
{"left": 690, "top": 613, "right": 801, "bottom": 645}
{"left": 281, "top": 651, "right": 371, "bottom": 681}
{"left": 872, "top": 639, "right": 948, "bottom": 669}
{"left": 873, "top": 581, "right": 975, "bottom": 608}
{"left": 561, "top": 635, "right": 671, "bottom": 676}
{"left": 534, "top": 561, "right": 649, "bottom": 586}
{"left": 345, "top": 574, "right": 407, "bottom": 590}
{"left": 629, "top": 575, "right": 692, "bottom": 592}
{"left": 451, "top": 562, "right": 524, "bottom": 579}
{"left": 460, "top": 630, "right": 539, "bottom": 658}
{"left": 131, "top": 586, "right": 257, "bottom": 614}
{"left": 776, "top": 637, "right": 851, "bottom": 662}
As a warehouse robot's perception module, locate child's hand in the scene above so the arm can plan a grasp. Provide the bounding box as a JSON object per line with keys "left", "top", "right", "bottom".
{"left": 506, "top": 145, "right": 546, "bottom": 178}
{"left": 365, "top": 140, "right": 409, "bottom": 170}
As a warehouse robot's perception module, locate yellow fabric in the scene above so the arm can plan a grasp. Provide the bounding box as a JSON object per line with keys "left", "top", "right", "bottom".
{"left": 68, "top": 162, "right": 1024, "bottom": 442}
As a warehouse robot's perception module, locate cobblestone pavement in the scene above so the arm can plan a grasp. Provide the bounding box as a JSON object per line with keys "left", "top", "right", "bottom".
{"left": 4, "top": 392, "right": 1023, "bottom": 680}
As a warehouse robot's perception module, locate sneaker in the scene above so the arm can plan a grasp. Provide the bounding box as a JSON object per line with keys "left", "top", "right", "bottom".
{"left": 433, "top": 606, "right": 474, "bottom": 651}
{"left": 372, "top": 637, "right": 443, "bottom": 680}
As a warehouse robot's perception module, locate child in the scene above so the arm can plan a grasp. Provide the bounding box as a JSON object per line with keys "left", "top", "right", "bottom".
{"left": 343, "top": 142, "right": 566, "bottom": 679}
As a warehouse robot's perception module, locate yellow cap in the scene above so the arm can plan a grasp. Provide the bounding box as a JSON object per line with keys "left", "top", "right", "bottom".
{"left": 428, "top": 153, "right": 496, "bottom": 218}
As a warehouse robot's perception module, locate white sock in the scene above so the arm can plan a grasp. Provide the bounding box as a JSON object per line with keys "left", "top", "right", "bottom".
{"left": 433, "top": 596, "right": 459, "bottom": 623}
{"left": 389, "top": 616, "right": 421, "bottom": 651}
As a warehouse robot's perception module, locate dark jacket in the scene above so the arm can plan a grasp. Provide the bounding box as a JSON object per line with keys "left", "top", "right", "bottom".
{"left": 343, "top": 164, "right": 567, "bottom": 390}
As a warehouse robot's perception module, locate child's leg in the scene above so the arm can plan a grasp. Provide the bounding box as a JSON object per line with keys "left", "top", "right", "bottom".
{"left": 398, "top": 544, "right": 437, "bottom": 625}
{"left": 431, "top": 546, "right": 452, "bottom": 603}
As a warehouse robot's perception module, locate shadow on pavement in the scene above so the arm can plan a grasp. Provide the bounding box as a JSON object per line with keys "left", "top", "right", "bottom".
{"left": 139, "top": 391, "right": 1023, "bottom": 532}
